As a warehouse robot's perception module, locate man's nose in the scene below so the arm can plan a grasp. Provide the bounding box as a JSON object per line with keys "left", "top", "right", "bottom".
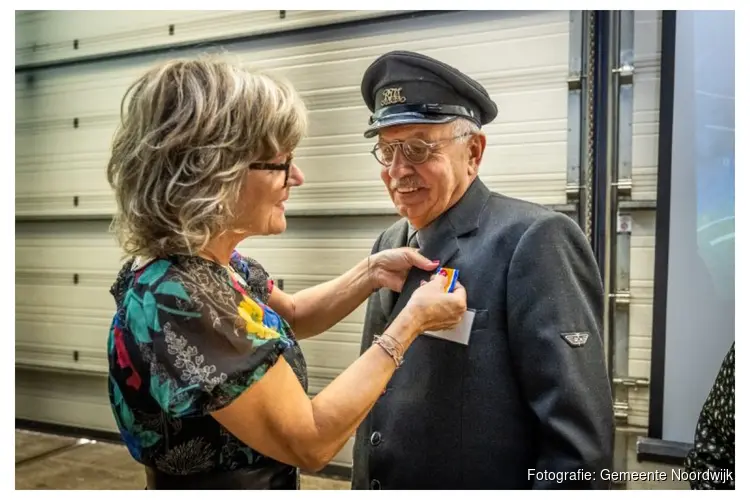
{"left": 288, "top": 163, "right": 305, "bottom": 187}
{"left": 386, "top": 148, "right": 413, "bottom": 179}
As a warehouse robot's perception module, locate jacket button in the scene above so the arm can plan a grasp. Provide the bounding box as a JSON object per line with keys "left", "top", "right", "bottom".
{"left": 370, "top": 431, "right": 382, "bottom": 446}
{"left": 371, "top": 479, "right": 381, "bottom": 490}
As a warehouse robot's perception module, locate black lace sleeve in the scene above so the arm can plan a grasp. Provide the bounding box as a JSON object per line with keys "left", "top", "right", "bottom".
{"left": 229, "top": 250, "right": 272, "bottom": 302}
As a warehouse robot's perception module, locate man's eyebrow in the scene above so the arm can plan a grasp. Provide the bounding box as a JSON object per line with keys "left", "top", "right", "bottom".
{"left": 380, "top": 131, "right": 432, "bottom": 142}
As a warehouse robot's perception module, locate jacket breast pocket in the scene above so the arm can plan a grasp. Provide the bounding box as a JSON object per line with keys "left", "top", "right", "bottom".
{"left": 466, "top": 308, "right": 494, "bottom": 354}
{"left": 469, "top": 308, "right": 489, "bottom": 333}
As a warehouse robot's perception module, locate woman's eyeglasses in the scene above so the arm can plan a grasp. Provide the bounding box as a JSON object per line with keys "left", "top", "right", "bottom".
{"left": 248, "top": 155, "right": 293, "bottom": 187}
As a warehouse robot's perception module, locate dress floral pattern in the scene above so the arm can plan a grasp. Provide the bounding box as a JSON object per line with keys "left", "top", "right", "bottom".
{"left": 107, "top": 251, "right": 308, "bottom": 481}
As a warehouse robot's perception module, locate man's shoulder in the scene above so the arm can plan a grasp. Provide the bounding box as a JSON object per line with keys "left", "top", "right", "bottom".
{"left": 483, "top": 191, "right": 572, "bottom": 234}
{"left": 481, "top": 191, "right": 594, "bottom": 271}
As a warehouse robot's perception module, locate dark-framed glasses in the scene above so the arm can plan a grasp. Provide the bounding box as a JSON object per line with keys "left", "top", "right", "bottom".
{"left": 248, "top": 155, "right": 293, "bottom": 186}
{"left": 370, "top": 134, "right": 471, "bottom": 167}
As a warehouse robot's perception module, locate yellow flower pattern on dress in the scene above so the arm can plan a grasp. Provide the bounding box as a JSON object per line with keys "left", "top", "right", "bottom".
{"left": 238, "top": 296, "right": 280, "bottom": 340}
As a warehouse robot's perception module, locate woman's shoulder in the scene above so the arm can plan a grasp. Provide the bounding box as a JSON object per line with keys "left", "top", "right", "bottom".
{"left": 121, "top": 256, "right": 217, "bottom": 304}
{"left": 126, "top": 255, "right": 235, "bottom": 295}
{"left": 110, "top": 256, "right": 231, "bottom": 334}
{"left": 110, "top": 254, "right": 295, "bottom": 344}
{"left": 229, "top": 250, "right": 273, "bottom": 302}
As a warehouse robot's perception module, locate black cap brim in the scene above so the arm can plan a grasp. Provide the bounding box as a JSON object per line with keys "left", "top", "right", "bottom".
{"left": 364, "top": 112, "right": 458, "bottom": 139}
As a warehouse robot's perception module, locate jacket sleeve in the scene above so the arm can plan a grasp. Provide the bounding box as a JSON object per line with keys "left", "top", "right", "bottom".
{"left": 506, "top": 212, "right": 614, "bottom": 489}
{"left": 684, "top": 343, "right": 735, "bottom": 489}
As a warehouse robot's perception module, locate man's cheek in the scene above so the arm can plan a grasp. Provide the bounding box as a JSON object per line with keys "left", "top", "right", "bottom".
{"left": 380, "top": 172, "right": 392, "bottom": 189}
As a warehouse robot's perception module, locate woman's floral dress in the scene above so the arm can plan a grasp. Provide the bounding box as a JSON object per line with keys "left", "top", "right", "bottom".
{"left": 106, "top": 251, "right": 308, "bottom": 484}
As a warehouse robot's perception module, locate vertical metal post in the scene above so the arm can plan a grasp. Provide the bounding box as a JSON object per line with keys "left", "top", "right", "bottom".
{"left": 612, "top": 211, "right": 632, "bottom": 376}
{"left": 609, "top": 9, "right": 635, "bottom": 411}
{"left": 614, "top": 11, "right": 635, "bottom": 199}
{"left": 608, "top": 10, "right": 636, "bottom": 487}
{"left": 566, "top": 11, "right": 584, "bottom": 228}
{"left": 579, "top": 11, "right": 604, "bottom": 368}
{"left": 592, "top": 11, "right": 611, "bottom": 282}
{"left": 581, "top": 12, "right": 596, "bottom": 245}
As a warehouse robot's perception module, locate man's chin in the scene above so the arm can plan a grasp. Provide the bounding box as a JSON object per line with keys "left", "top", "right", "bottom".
{"left": 397, "top": 205, "right": 429, "bottom": 225}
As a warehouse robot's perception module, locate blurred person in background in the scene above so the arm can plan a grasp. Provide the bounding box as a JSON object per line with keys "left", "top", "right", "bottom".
{"left": 105, "top": 55, "right": 467, "bottom": 490}
{"left": 684, "top": 342, "right": 735, "bottom": 489}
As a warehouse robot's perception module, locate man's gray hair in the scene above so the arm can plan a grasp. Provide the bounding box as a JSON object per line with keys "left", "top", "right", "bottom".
{"left": 451, "top": 118, "right": 481, "bottom": 141}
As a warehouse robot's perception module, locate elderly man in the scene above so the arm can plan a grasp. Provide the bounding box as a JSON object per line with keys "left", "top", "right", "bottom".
{"left": 351, "top": 50, "right": 615, "bottom": 489}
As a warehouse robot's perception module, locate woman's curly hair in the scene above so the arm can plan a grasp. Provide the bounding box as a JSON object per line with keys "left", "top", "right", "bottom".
{"left": 106, "top": 54, "right": 308, "bottom": 258}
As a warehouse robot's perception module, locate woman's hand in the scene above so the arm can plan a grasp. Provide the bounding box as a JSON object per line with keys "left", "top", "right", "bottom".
{"left": 402, "top": 274, "right": 467, "bottom": 334}
{"left": 369, "top": 247, "right": 439, "bottom": 292}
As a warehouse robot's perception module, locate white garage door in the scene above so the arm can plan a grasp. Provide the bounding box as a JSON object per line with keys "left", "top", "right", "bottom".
{"left": 15, "top": 10, "right": 416, "bottom": 68}
{"left": 16, "top": 10, "right": 576, "bottom": 469}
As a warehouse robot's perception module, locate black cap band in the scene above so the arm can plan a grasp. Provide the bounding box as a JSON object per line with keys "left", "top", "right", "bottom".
{"left": 368, "top": 103, "right": 478, "bottom": 126}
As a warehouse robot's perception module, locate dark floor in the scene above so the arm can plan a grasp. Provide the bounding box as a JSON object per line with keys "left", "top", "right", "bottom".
{"left": 15, "top": 429, "right": 349, "bottom": 490}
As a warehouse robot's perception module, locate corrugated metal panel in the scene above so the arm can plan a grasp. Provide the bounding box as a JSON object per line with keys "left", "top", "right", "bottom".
{"left": 16, "top": 10, "right": 572, "bottom": 219}
{"left": 631, "top": 10, "right": 661, "bottom": 201}
{"left": 628, "top": 211, "right": 656, "bottom": 380}
{"left": 628, "top": 211, "right": 655, "bottom": 427}
{"left": 16, "top": 370, "right": 115, "bottom": 432}
{"left": 15, "top": 10, "right": 412, "bottom": 67}
{"left": 627, "top": 10, "right": 661, "bottom": 427}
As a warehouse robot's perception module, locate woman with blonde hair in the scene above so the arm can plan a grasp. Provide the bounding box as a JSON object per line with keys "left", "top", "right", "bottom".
{"left": 105, "top": 55, "right": 466, "bottom": 490}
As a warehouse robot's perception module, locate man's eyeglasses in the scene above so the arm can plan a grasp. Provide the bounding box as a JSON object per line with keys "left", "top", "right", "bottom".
{"left": 370, "top": 134, "right": 471, "bottom": 167}
{"left": 248, "top": 155, "right": 293, "bottom": 187}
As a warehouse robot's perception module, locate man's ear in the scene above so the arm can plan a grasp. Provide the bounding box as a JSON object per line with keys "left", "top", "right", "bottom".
{"left": 467, "top": 133, "right": 487, "bottom": 175}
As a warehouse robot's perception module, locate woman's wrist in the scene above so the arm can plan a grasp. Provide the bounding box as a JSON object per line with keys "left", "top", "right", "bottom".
{"left": 365, "top": 255, "right": 380, "bottom": 291}
{"left": 385, "top": 307, "right": 422, "bottom": 347}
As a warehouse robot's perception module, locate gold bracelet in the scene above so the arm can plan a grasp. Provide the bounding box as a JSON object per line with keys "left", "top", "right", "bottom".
{"left": 373, "top": 335, "right": 404, "bottom": 368}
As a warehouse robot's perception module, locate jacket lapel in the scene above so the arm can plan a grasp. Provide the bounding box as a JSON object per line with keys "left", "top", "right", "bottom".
{"left": 385, "top": 178, "right": 490, "bottom": 327}
{"left": 379, "top": 221, "right": 410, "bottom": 318}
